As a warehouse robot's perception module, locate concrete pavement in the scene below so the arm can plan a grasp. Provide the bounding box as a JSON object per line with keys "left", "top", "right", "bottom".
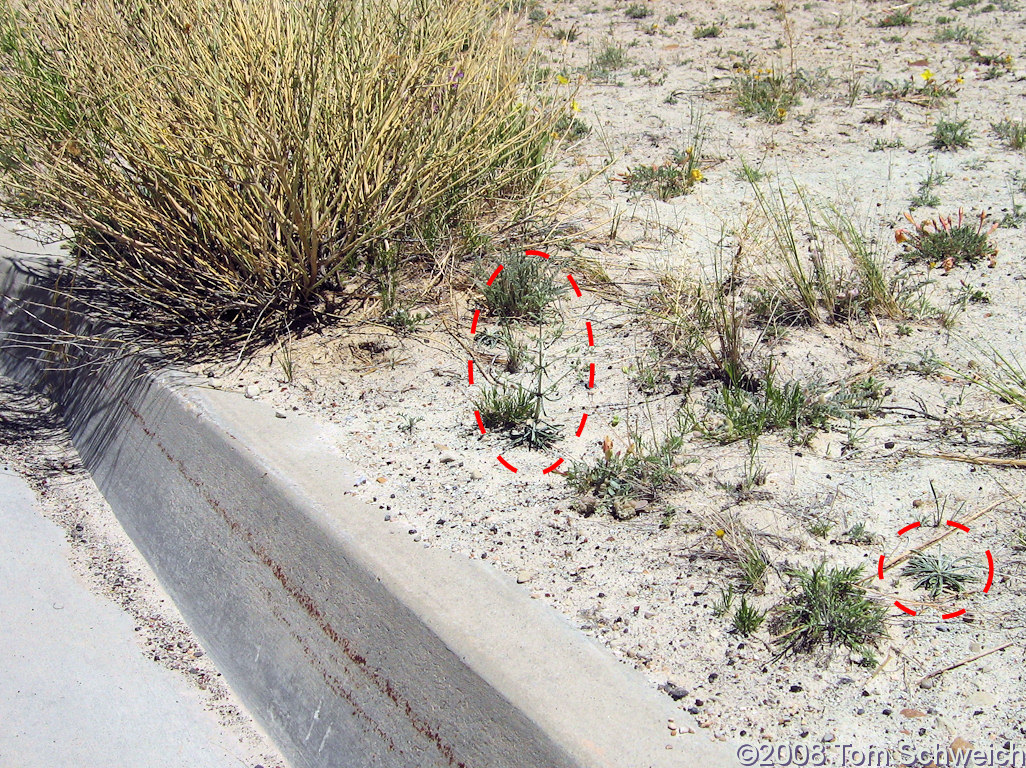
{"left": 0, "top": 467, "right": 265, "bottom": 768}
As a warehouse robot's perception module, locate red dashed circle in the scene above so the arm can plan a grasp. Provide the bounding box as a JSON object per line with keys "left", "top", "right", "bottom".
{"left": 468, "top": 249, "right": 594, "bottom": 474}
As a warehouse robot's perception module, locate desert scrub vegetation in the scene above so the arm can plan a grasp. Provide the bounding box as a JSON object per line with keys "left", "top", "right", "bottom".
{"left": 771, "top": 562, "right": 887, "bottom": 666}
{"left": 992, "top": 118, "right": 1026, "bottom": 150}
{"left": 931, "top": 117, "right": 974, "bottom": 151}
{"left": 903, "top": 550, "right": 979, "bottom": 597}
{"left": 748, "top": 182, "right": 926, "bottom": 325}
{"left": 566, "top": 422, "right": 692, "bottom": 519}
{"left": 895, "top": 210, "right": 998, "bottom": 269}
{"left": 479, "top": 249, "right": 566, "bottom": 322}
{"left": 869, "top": 72, "right": 956, "bottom": 108}
{"left": 620, "top": 109, "right": 706, "bottom": 200}
{"left": 0, "top": 0, "right": 564, "bottom": 340}
{"left": 730, "top": 63, "right": 803, "bottom": 123}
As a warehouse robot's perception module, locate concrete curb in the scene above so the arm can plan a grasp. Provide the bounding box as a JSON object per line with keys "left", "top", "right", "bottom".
{"left": 0, "top": 235, "right": 739, "bottom": 768}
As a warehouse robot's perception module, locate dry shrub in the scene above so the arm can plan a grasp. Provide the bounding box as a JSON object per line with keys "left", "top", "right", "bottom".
{"left": 0, "top": 0, "right": 562, "bottom": 335}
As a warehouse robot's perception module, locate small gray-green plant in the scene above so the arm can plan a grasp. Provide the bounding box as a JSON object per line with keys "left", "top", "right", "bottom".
{"left": 732, "top": 596, "right": 766, "bottom": 636}
{"left": 625, "top": 3, "right": 652, "bottom": 19}
{"left": 713, "top": 584, "right": 736, "bottom": 617}
{"left": 903, "top": 550, "right": 979, "bottom": 597}
{"left": 480, "top": 250, "right": 566, "bottom": 322}
{"left": 553, "top": 24, "right": 580, "bottom": 42}
{"left": 870, "top": 137, "right": 904, "bottom": 152}
{"left": 922, "top": 480, "right": 967, "bottom": 527}
{"left": 383, "top": 307, "right": 429, "bottom": 335}
{"left": 952, "top": 279, "right": 990, "bottom": 309}
{"left": 474, "top": 384, "right": 535, "bottom": 430}
{"left": 276, "top": 339, "right": 295, "bottom": 383}
{"left": 565, "top": 415, "right": 692, "bottom": 518}
{"left": 732, "top": 63, "right": 802, "bottom": 123}
{"left": 632, "top": 349, "right": 671, "bottom": 394}
{"left": 878, "top": 8, "right": 913, "bottom": 26}
{"left": 398, "top": 413, "right": 424, "bottom": 434}
{"left": 870, "top": 76, "right": 954, "bottom": 107}
{"left": 735, "top": 158, "right": 769, "bottom": 183}
{"left": 992, "top": 119, "right": 1026, "bottom": 150}
{"left": 808, "top": 518, "right": 832, "bottom": 538}
{"left": 694, "top": 24, "right": 721, "bottom": 38}
{"left": 622, "top": 107, "right": 705, "bottom": 200}
{"left": 934, "top": 24, "right": 986, "bottom": 44}
{"left": 702, "top": 369, "right": 835, "bottom": 444}
{"left": 896, "top": 209, "right": 998, "bottom": 268}
{"left": 554, "top": 114, "right": 590, "bottom": 142}
{"left": 737, "top": 438, "right": 768, "bottom": 494}
{"left": 910, "top": 166, "right": 949, "bottom": 208}
{"left": 772, "top": 562, "right": 887, "bottom": 665}
{"left": 587, "top": 40, "right": 630, "bottom": 81}
{"left": 842, "top": 521, "right": 876, "bottom": 545}
{"left": 931, "top": 117, "right": 974, "bottom": 150}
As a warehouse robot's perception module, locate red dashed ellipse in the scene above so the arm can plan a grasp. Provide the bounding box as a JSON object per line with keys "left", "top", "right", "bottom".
{"left": 468, "top": 249, "right": 594, "bottom": 475}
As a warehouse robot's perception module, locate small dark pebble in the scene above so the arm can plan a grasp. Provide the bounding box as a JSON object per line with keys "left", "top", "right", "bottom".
{"left": 789, "top": 684, "right": 803, "bottom": 693}
{"left": 708, "top": 673, "right": 718, "bottom": 683}
{"left": 687, "top": 706, "right": 699, "bottom": 715}
{"left": 658, "top": 682, "right": 689, "bottom": 701}
{"left": 885, "top": 441, "right": 895, "bottom": 449}
{"left": 882, "top": 708, "right": 892, "bottom": 716}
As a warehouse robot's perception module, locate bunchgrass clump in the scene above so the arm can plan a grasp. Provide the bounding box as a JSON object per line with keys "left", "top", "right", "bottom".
{"left": 749, "top": 183, "right": 923, "bottom": 325}
{"left": 587, "top": 40, "right": 630, "bottom": 81}
{"left": 903, "top": 550, "right": 979, "bottom": 597}
{"left": 732, "top": 596, "right": 766, "bottom": 636}
{"left": 772, "top": 563, "right": 887, "bottom": 665}
{"left": 474, "top": 385, "right": 535, "bottom": 430}
{"left": 732, "top": 64, "right": 802, "bottom": 123}
{"left": 877, "top": 9, "right": 913, "bottom": 26}
{"left": 931, "top": 117, "right": 974, "bottom": 150}
{"left": 625, "top": 3, "right": 652, "bottom": 19}
{"left": 701, "top": 370, "right": 835, "bottom": 444}
{"left": 480, "top": 249, "right": 566, "bottom": 322}
{"left": 993, "top": 119, "right": 1026, "bottom": 150}
{"left": 693, "top": 24, "right": 722, "bottom": 38}
{"left": 896, "top": 209, "right": 998, "bottom": 269}
{"left": 0, "top": 0, "right": 562, "bottom": 341}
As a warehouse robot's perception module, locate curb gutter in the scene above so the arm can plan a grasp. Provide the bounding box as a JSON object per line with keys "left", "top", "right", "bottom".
{"left": 0, "top": 235, "right": 738, "bottom": 768}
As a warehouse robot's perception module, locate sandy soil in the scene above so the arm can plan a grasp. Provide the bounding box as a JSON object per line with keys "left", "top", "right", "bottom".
{"left": 191, "top": 0, "right": 1026, "bottom": 757}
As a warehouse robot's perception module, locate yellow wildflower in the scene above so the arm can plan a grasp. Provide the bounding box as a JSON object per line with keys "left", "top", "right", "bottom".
{"left": 776, "top": 107, "right": 788, "bottom": 119}
{"left": 690, "top": 168, "right": 703, "bottom": 182}
{"left": 571, "top": 99, "right": 580, "bottom": 113}
{"left": 921, "top": 69, "right": 934, "bottom": 81}
{"left": 715, "top": 529, "right": 726, "bottom": 539}
{"left": 557, "top": 74, "right": 569, "bottom": 85}
{"left": 956, "top": 75, "right": 964, "bottom": 84}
